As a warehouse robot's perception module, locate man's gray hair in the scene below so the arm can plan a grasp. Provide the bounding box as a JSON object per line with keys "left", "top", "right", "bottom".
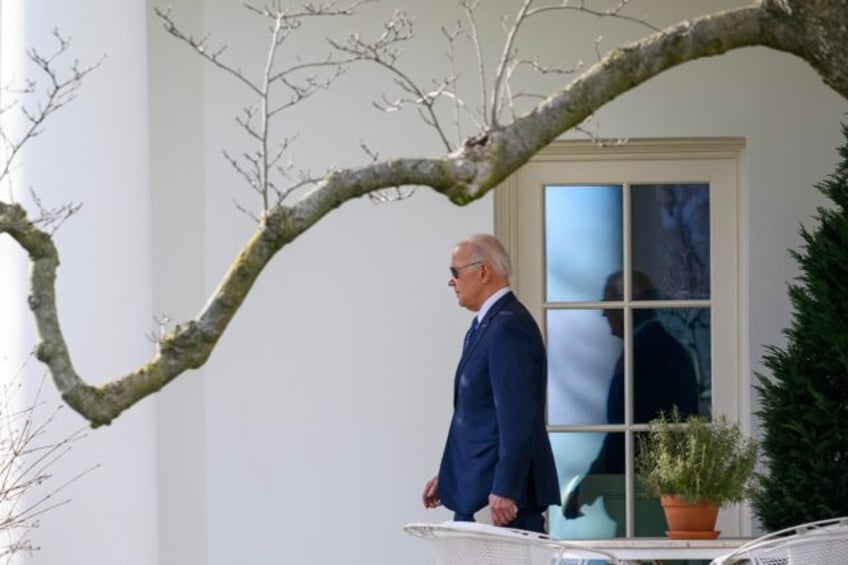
{"left": 464, "top": 234, "right": 512, "bottom": 279}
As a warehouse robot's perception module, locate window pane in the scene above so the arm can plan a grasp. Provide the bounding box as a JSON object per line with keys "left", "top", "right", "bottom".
{"left": 546, "top": 185, "right": 622, "bottom": 302}
{"left": 632, "top": 432, "right": 669, "bottom": 538}
{"left": 631, "top": 184, "right": 710, "bottom": 300}
{"left": 656, "top": 308, "right": 712, "bottom": 417}
{"left": 549, "top": 431, "right": 619, "bottom": 539}
{"left": 613, "top": 308, "right": 703, "bottom": 424}
{"left": 552, "top": 432, "right": 669, "bottom": 539}
{"left": 548, "top": 432, "right": 684, "bottom": 539}
{"left": 547, "top": 309, "right": 621, "bottom": 425}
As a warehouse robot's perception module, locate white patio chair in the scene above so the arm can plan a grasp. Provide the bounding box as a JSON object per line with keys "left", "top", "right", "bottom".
{"left": 710, "top": 516, "right": 848, "bottom": 565}
{"left": 404, "top": 522, "right": 621, "bottom": 565}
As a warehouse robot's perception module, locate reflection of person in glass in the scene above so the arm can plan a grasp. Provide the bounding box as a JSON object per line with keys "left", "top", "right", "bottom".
{"left": 564, "top": 270, "right": 699, "bottom": 519}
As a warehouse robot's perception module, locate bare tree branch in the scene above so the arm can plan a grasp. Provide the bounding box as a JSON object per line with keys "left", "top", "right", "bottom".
{"left": 3, "top": 0, "right": 848, "bottom": 426}
{"left": 489, "top": 0, "right": 532, "bottom": 126}
{"left": 331, "top": 11, "right": 458, "bottom": 151}
{"left": 523, "top": 0, "right": 659, "bottom": 32}
{"left": 0, "top": 363, "right": 95, "bottom": 561}
{"left": 0, "top": 30, "right": 102, "bottom": 198}
{"left": 460, "top": 0, "right": 489, "bottom": 125}
{"left": 155, "top": 2, "right": 375, "bottom": 214}
{"left": 155, "top": 7, "right": 262, "bottom": 96}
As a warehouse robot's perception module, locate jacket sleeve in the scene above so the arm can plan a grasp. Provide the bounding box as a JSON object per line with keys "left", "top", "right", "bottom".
{"left": 487, "top": 316, "right": 546, "bottom": 500}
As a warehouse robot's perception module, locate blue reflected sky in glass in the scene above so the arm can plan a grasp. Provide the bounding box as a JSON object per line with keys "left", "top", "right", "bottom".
{"left": 547, "top": 309, "right": 621, "bottom": 426}
{"left": 631, "top": 184, "right": 710, "bottom": 300}
{"left": 548, "top": 431, "right": 618, "bottom": 539}
{"left": 545, "top": 185, "right": 623, "bottom": 302}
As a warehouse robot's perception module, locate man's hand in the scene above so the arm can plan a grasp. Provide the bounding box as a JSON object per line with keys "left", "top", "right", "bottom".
{"left": 488, "top": 493, "right": 517, "bottom": 526}
{"left": 422, "top": 476, "right": 441, "bottom": 508}
{"left": 563, "top": 484, "right": 585, "bottom": 519}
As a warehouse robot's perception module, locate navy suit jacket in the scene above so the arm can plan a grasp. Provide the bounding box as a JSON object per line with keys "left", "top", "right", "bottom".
{"left": 590, "top": 318, "right": 699, "bottom": 475}
{"left": 437, "top": 292, "right": 560, "bottom": 516}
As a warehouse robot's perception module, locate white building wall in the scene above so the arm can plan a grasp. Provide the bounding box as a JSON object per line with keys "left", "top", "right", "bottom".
{"left": 1, "top": 1, "right": 846, "bottom": 564}
{"left": 0, "top": 1, "right": 158, "bottom": 564}
{"left": 146, "top": 1, "right": 208, "bottom": 564}
{"left": 185, "top": 1, "right": 846, "bottom": 564}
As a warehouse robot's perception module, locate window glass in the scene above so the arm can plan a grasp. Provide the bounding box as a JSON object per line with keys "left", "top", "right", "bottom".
{"left": 653, "top": 307, "right": 712, "bottom": 418}
{"left": 545, "top": 182, "right": 713, "bottom": 537}
{"left": 547, "top": 308, "right": 620, "bottom": 426}
{"left": 545, "top": 185, "right": 622, "bottom": 302}
{"left": 549, "top": 431, "right": 615, "bottom": 539}
{"left": 550, "top": 431, "right": 669, "bottom": 539}
{"left": 618, "top": 307, "right": 711, "bottom": 424}
{"left": 631, "top": 184, "right": 710, "bottom": 300}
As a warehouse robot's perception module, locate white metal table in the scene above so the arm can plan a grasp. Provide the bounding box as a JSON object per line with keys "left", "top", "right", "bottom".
{"left": 566, "top": 537, "right": 751, "bottom": 564}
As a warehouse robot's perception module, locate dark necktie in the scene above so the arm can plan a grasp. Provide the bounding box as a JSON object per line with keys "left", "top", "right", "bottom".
{"left": 463, "top": 317, "right": 479, "bottom": 352}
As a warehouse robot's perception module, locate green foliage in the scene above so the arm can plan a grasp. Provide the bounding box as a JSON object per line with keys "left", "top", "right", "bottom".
{"left": 752, "top": 124, "right": 848, "bottom": 531}
{"left": 636, "top": 409, "right": 758, "bottom": 506}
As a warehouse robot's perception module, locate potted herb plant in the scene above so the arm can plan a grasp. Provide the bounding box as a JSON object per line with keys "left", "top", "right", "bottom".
{"left": 635, "top": 409, "right": 759, "bottom": 539}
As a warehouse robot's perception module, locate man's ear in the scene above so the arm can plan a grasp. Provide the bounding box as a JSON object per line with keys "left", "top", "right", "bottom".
{"left": 479, "top": 261, "right": 492, "bottom": 282}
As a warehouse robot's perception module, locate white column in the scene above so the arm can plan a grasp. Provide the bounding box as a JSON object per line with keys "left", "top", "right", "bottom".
{"left": 146, "top": 1, "right": 208, "bottom": 564}
{"left": 1, "top": 2, "right": 158, "bottom": 564}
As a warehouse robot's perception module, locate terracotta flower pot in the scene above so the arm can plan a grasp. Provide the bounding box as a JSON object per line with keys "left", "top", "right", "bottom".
{"left": 660, "top": 495, "right": 720, "bottom": 539}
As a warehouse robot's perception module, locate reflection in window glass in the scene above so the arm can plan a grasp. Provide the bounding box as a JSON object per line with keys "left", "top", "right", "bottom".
{"left": 548, "top": 431, "right": 614, "bottom": 539}
{"left": 551, "top": 431, "right": 670, "bottom": 539}
{"left": 625, "top": 309, "right": 704, "bottom": 424}
{"left": 545, "top": 185, "right": 622, "bottom": 302}
{"left": 547, "top": 309, "right": 621, "bottom": 426}
{"left": 601, "top": 272, "right": 712, "bottom": 422}
{"left": 543, "top": 181, "right": 715, "bottom": 540}
{"left": 548, "top": 432, "right": 684, "bottom": 539}
{"left": 657, "top": 308, "right": 712, "bottom": 417}
{"left": 631, "top": 184, "right": 710, "bottom": 300}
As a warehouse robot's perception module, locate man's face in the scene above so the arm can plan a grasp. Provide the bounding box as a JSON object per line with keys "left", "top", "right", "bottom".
{"left": 448, "top": 243, "right": 485, "bottom": 312}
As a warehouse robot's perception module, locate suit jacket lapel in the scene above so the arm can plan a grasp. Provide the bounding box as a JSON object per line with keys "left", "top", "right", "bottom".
{"left": 453, "top": 292, "right": 516, "bottom": 405}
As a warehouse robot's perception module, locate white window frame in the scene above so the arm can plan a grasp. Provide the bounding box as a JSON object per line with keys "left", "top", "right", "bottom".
{"left": 495, "top": 138, "right": 752, "bottom": 537}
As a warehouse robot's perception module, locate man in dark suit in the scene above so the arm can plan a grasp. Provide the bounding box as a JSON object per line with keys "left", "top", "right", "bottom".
{"left": 422, "top": 234, "right": 559, "bottom": 533}
{"left": 563, "top": 270, "right": 700, "bottom": 525}
{"left": 594, "top": 270, "right": 700, "bottom": 474}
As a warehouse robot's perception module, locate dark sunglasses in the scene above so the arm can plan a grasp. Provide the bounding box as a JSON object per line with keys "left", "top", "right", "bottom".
{"left": 450, "top": 261, "right": 482, "bottom": 278}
